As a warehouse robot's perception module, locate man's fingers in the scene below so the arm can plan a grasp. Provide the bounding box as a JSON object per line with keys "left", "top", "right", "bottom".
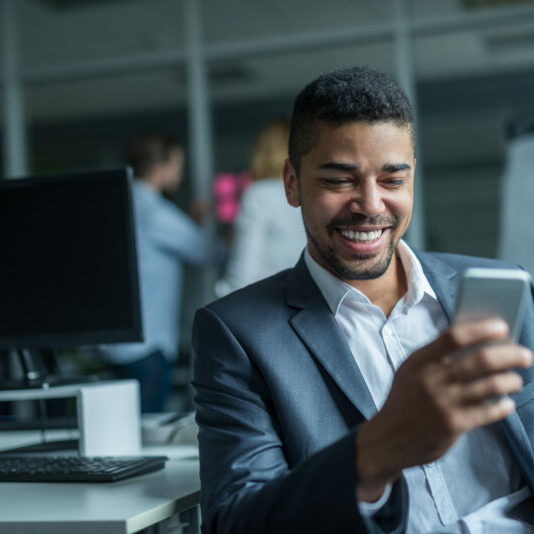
{"left": 448, "top": 344, "right": 533, "bottom": 382}
{"left": 414, "top": 318, "right": 509, "bottom": 363}
{"left": 456, "top": 396, "right": 516, "bottom": 431}
{"left": 460, "top": 372, "right": 524, "bottom": 403}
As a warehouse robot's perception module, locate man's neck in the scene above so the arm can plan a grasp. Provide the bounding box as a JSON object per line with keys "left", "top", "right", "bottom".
{"left": 138, "top": 175, "right": 163, "bottom": 193}
{"left": 349, "top": 251, "right": 407, "bottom": 317}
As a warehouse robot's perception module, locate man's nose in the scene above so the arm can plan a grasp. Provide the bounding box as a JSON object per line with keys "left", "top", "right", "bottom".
{"left": 349, "top": 183, "right": 384, "bottom": 216}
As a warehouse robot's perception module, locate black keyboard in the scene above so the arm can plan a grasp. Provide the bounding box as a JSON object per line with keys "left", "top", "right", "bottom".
{"left": 0, "top": 455, "right": 168, "bottom": 482}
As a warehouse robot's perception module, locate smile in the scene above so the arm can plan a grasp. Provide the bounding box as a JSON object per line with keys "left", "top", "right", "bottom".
{"left": 339, "top": 229, "right": 383, "bottom": 243}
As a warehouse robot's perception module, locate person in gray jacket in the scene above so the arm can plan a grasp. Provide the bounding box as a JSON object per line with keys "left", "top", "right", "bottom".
{"left": 192, "top": 66, "right": 534, "bottom": 533}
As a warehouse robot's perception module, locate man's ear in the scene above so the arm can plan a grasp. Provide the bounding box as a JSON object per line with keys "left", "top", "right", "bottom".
{"left": 283, "top": 159, "right": 300, "bottom": 207}
{"left": 146, "top": 163, "right": 165, "bottom": 191}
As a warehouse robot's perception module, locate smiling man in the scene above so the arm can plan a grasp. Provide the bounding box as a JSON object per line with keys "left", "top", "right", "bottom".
{"left": 192, "top": 67, "right": 534, "bottom": 533}
{"left": 285, "top": 118, "right": 414, "bottom": 316}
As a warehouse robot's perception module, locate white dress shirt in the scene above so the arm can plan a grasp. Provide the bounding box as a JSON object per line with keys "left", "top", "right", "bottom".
{"left": 305, "top": 242, "right": 534, "bottom": 533}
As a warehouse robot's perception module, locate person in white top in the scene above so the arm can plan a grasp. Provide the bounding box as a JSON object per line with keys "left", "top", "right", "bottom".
{"left": 215, "top": 119, "right": 306, "bottom": 296}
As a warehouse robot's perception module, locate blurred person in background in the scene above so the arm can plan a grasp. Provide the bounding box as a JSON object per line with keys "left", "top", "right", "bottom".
{"left": 101, "top": 132, "right": 226, "bottom": 412}
{"left": 215, "top": 119, "right": 306, "bottom": 296}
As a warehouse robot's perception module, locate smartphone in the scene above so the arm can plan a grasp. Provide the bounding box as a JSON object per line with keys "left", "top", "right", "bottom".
{"left": 454, "top": 268, "right": 532, "bottom": 342}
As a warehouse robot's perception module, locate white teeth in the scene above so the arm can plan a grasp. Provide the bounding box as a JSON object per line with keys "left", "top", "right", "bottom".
{"left": 340, "top": 229, "right": 382, "bottom": 242}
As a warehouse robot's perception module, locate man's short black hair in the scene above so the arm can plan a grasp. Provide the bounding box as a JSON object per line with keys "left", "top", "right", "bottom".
{"left": 288, "top": 66, "right": 414, "bottom": 171}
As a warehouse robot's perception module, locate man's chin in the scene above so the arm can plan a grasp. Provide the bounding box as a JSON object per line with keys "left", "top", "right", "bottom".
{"left": 308, "top": 229, "right": 397, "bottom": 281}
{"left": 338, "top": 263, "right": 389, "bottom": 281}
{"left": 328, "top": 247, "right": 396, "bottom": 281}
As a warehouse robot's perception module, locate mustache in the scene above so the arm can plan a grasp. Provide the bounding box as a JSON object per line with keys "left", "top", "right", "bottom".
{"left": 326, "top": 215, "right": 398, "bottom": 230}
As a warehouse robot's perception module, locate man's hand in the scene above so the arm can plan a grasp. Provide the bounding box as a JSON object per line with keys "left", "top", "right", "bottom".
{"left": 355, "top": 318, "right": 533, "bottom": 502}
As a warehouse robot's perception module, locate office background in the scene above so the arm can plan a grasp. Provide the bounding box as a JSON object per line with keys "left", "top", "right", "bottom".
{"left": 1, "top": 0, "right": 534, "bottom": 394}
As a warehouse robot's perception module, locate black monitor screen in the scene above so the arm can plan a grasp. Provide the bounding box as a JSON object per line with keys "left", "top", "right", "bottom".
{"left": 0, "top": 168, "right": 142, "bottom": 349}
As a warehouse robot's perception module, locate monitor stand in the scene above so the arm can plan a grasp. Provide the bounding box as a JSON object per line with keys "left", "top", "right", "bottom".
{"left": 0, "top": 348, "right": 100, "bottom": 390}
{"left": 0, "top": 380, "right": 142, "bottom": 456}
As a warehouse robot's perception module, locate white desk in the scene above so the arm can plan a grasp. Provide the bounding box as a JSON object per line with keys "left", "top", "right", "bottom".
{"left": 0, "top": 444, "right": 200, "bottom": 534}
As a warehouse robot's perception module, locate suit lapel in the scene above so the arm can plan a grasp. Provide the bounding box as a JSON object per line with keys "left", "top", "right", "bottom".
{"left": 414, "top": 250, "right": 459, "bottom": 322}
{"left": 286, "top": 257, "right": 376, "bottom": 420}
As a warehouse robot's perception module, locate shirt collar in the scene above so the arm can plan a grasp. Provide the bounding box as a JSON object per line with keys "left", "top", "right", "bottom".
{"left": 134, "top": 178, "right": 161, "bottom": 200}
{"left": 304, "top": 240, "right": 437, "bottom": 316}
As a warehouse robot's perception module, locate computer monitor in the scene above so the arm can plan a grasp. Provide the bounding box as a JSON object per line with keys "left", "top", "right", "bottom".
{"left": 0, "top": 168, "right": 142, "bottom": 385}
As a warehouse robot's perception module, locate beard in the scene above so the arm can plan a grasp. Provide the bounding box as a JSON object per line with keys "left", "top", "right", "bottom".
{"left": 305, "top": 215, "right": 399, "bottom": 281}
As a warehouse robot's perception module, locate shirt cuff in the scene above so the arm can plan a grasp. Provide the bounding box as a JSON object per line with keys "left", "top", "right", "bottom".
{"left": 357, "top": 484, "right": 393, "bottom": 517}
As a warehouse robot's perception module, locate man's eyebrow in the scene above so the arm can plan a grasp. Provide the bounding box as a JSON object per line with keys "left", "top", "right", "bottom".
{"left": 382, "top": 163, "right": 411, "bottom": 172}
{"left": 317, "top": 162, "right": 412, "bottom": 173}
{"left": 318, "top": 162, "right": 358, "bottom": 172}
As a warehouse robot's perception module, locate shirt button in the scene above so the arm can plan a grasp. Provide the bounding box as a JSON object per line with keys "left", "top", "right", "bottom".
{"left": 425, "top": 462, "right": 434, "bottom": 468}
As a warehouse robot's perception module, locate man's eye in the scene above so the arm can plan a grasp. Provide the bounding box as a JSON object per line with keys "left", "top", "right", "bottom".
{"left": 323, "top": 179, "right": 352, "bottom": 186}
{"left": 383, "top": 178, "right": 405, "bottom": 187}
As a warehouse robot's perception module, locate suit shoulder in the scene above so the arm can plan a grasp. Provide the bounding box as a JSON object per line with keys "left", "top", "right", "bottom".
{"left": 204, "top": 268, "right": 291, "bottom": 319}
{"left": 420, "top": 250, "right": 522, "bottom": 271}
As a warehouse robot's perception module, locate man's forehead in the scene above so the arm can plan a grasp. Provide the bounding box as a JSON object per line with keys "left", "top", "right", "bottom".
{"left": 313, "top": 118, "right": 411, "bottom": 136}
{"left": 308, "top": 119, "right": 414, "bottom": 154}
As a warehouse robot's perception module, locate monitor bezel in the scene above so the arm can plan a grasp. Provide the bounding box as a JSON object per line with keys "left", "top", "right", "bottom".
{"left": 0, "top": 167, "right": 143, "bottom": 349}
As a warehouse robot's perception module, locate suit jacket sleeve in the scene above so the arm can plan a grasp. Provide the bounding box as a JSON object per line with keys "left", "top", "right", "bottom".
{"left": 192, "top": 306, "right": 408, "bottom": 534}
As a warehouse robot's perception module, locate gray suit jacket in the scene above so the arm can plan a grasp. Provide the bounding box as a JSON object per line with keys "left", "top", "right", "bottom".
{"left": 192, "top": 250, "right": 534, "bottom": 534}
